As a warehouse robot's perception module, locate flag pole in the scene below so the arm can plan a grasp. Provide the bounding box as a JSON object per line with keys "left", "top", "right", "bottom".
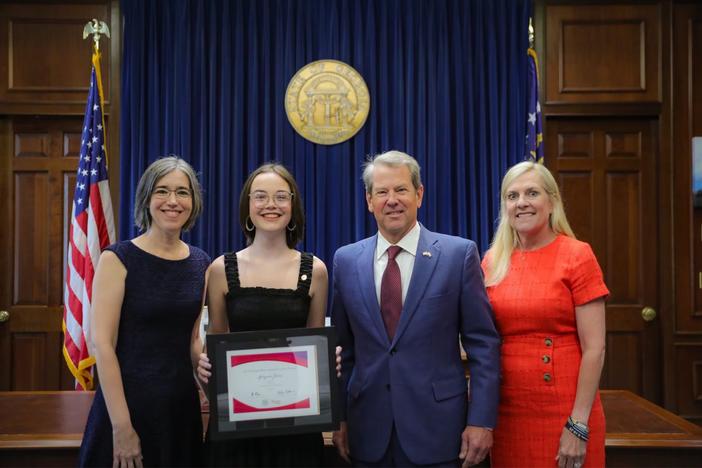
{"left": 84, "top": 19, "right": 110, "bottom": 165}
{"left": 62, "top": 19, "right": 116, "bottom": 391}
{"left": 525, "top": 17, "right": 544, "bottom": 164}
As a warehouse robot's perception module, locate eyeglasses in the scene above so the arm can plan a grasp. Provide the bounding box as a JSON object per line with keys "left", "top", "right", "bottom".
{"left": 152, "top": 187, "right": 192, "bottom": 199}
{"left": 249, "top": 190, "right": 294, "bottom": 207}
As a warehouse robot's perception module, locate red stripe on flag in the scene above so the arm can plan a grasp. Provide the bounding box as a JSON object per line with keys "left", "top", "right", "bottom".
{"left": 89, "top": 183, "right": 111, "bottom": 248}
{"left": 66, "top": 285, "right": 84, "bottom": 327}
{"left": 84, "top": 256, "right": 96, "bottom": 304}
{"left": 70, "top": 213, "right": 89, "bottom": 278}
{"left": 63, "top": 327, "right": 80, "bottom": 358}
{"left": 78, "top": 329, "right": 90, "bottom": 362}
{"left": 73, "top": 208, "right": 89, "bottom": 233}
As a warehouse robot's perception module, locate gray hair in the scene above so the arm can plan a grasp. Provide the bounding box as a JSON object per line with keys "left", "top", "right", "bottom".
{"left": 134, "top": 156, "right": 203, "bottom": 232}
{"left": 362, "top": 150, "right": 422, "bottom": 194}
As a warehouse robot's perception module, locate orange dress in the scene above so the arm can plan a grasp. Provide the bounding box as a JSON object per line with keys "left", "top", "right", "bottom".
{"left": 482, "top": 235, "right": 608, "bottom": 468}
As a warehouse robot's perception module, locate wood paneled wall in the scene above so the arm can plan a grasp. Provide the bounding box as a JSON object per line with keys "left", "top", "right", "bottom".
{"left": 0, "top": 2, "right": 113, "bottom": 114}
{"left": 545, "top": 4, "right": 661, "bottom": 104}
{"left": 0, "top": 0, "right": 701, "bottom": 426}
{"left": 0, "top": 0, "right": 120, "bottom": 390}
{"left": 539, "top": 0, "right": 702, "bottom": 425}
{"left": 545, "top": 117, "right": 661, "bottom": 399}
{"left": 671, "top": 2, "right": 702, "bottom": 424}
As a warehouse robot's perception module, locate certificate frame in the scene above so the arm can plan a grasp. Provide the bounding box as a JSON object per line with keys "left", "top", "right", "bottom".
{"left": 206, "top": 326, "right": 340, "bottom": 440}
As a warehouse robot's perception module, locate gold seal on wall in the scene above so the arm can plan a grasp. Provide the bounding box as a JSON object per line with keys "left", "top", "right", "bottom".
{"left": 285, "top": 60, "right": 370, "bottom": 145}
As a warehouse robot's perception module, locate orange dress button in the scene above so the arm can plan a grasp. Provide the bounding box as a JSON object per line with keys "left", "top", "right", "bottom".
{"left": 543, "top": 373, "right": 552, "bottom": 382}
{"left": 542, "top": 355, "right": 551, "bottom": 363}
{"left": 544, "top": 338, "right": 553, "bottom": 347}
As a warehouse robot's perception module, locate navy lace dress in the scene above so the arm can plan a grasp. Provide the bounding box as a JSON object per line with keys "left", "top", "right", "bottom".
{"left": 206, "top": 251, "right": 324, "bottom": 467}
{"left": 79, "top": 240, "right": 210, "bottom": 467}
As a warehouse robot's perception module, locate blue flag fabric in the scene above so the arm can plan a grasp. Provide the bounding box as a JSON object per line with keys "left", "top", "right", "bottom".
{"left": 526, "top": 47, "right": 543, "bottom": 163}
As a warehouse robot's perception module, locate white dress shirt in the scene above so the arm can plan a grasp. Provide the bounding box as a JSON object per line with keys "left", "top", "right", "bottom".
{"left": 373, "top": 221, "right": 421, "bottom": 306}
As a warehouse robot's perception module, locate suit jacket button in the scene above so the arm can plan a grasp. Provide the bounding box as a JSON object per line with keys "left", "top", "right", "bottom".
{"left": 386, "top": 384, "right": 391, "bottom": 390}
{"left": 390, "top": 348, "right": 397, "bottom": 355}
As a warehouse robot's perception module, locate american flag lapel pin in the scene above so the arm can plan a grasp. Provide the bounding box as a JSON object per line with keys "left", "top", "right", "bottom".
{"left": 422, "top": 251, "right": 432, "bottom": 258}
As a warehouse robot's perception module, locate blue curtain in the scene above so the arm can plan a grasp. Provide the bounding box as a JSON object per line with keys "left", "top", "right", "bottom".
{"left": 120, "top": 0, "right": 530, "bottom": 267}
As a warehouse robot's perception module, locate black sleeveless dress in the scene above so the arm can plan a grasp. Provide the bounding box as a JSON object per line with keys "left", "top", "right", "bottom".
{"left": 78, "top": 240, "right": 210, "bottom": 467}
{"left": 206, "top": 251, "right": 324, "bottom": 467}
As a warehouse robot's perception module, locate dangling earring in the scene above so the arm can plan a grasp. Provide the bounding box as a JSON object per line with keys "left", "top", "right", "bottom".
{"left": 287, "top": 222, "right": 296, "bottom": 232}
{"left": 245, "top": 216, "right": 255, "bottom": 232}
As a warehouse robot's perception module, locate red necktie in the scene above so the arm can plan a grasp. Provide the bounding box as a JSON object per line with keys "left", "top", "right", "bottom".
{"left": 380, "top": 245, "right": 403, "bottom": 340}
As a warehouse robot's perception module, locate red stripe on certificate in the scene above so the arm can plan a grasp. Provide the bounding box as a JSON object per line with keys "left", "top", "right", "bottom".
{"left": 233, "top": 397, "right": 311, "bottom": 413}
{"left": 230, "top": 351, "right": 309, "bottom": 367}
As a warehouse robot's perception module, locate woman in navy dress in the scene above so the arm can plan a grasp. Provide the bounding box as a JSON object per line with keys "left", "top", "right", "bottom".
{"left": 195, "top": 163, "right": 328, "bottom": 467}
{"left": 79, "top": 157, "right": 209, "bottom": 467}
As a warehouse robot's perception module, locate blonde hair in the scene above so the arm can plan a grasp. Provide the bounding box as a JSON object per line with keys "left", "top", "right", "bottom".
{"left": 484, "top": 161, "right": 575, "bottom": 286}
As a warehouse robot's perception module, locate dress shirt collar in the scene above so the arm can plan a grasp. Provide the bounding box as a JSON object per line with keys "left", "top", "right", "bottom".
{"left": 375, "top": 221, "right": 421, "bottom": 260}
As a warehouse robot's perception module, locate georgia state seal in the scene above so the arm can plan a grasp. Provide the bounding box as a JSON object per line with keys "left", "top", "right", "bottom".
{"left": 285, "top": 60, "right": 370, "bottom": 145}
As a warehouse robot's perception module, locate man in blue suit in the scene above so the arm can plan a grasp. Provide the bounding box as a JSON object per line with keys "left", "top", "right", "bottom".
{"left": 332, "top": 151, "right": 500, "bottom": 467}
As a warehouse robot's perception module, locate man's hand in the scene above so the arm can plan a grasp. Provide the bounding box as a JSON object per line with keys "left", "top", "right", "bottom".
{"left": 459, "top": 425, "right": 492, "bottom": 467}
{"left": 335, "top": 346, "right": 342, "bottom": 377}
{"left": 196, "top": 352, "right": 212, "bottom": 384}
{"left": 332, "top": 421, "right": 350, "bottom": 463}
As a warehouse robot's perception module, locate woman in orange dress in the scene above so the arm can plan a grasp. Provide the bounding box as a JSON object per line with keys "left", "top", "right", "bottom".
{"left": 482, "top": 161, "right": 608, "bottom": 468}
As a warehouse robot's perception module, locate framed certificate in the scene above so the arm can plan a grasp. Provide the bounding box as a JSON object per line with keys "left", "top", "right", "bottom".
{"left": 206, "top": 326, "right": 340, "bottom": 440}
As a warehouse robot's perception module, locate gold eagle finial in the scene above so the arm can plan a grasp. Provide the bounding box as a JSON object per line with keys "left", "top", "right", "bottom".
{"left": 83, "top": 19, "right": 110, "bottom": 51}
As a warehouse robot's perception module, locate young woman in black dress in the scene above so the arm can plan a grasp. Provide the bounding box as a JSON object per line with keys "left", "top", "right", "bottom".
{"left": 195, "top": 163, "right": 328, "bottom": 467}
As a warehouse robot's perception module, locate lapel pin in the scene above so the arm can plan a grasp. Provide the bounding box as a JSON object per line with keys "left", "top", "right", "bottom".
{"left": 422, "top": 251, "right": 432, "bottom": 258}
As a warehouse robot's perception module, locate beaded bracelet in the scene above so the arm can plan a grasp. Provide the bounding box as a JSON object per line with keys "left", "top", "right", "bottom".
{"left": 565, "top": 416, "right": 589, "bottom": 442}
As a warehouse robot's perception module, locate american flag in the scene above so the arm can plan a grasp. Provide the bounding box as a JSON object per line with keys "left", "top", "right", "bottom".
{"left": 526, "top": 47, "right": 544, "bottom": 163}
{"left": 62, "top": 50, "right": 116, "bottom": 390}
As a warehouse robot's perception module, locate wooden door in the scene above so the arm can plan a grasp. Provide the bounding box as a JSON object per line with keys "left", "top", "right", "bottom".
{"left": 670, "top": 1, "right": 702, "bottom": 425}
{"left": 545, "top": 117, "right": 661, "bottom": 402}
{"left": 0, "top": 116, "right": 83, "bottom": 390}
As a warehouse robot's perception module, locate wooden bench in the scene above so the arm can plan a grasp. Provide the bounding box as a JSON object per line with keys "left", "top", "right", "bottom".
{"left": 601, "top": 390, "right": 702, "bottom": 467}
{"left": 0, "top": 391, "right": 92, "bottom": 467}
{"left": 1, "top": 390, "right": 700, "bottom": 466}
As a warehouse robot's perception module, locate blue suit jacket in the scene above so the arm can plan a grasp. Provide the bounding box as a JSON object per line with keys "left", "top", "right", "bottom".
{"left": 332, "top": 227, "right": 500, "bottom": 464}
